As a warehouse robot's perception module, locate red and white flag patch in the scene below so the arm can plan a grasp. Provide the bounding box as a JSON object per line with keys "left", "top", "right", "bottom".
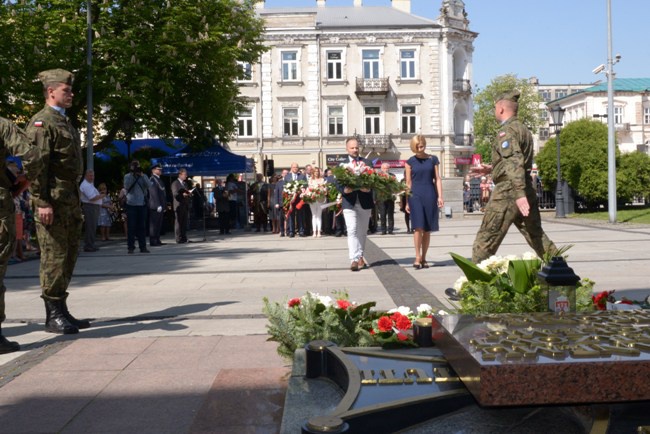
{"left": 34, "top": 121, "right": 43, "bottom": 127}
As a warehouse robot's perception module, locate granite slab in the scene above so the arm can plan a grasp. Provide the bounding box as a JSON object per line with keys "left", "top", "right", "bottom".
{"left": 434, "top": 311, "right": 650, "bottom": 406}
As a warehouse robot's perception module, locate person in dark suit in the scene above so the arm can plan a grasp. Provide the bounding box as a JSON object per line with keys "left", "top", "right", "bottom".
{"left": 171, "top": 168, "right": 191, "bottom": 243}
{"left": 338, "top": 137, "right": 374, "bottom": 271}
{"left": 283, "top": 162, "right": 306, "bottom": 237}
{"left": 148, "top": 164, "right": 167, "bottom": 246}
{"left": 273, "top": 174, "right": 286, "bottom": 237}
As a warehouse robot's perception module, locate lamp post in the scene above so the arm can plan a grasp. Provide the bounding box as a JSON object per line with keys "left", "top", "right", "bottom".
{"left": 549, "top": 105, "right": 566, "bottom": 218}
{"left": 606, "top": 0, "right": 617, "bottom": 223}
{"left": 121, "top": 116, "right": 135, "bottom": 162}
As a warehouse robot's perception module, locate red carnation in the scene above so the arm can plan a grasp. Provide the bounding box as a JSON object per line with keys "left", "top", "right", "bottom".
{"left": 377, "top": 316, "right": 393, "bottom": 332}
{"left": 394, "top": 315, "right": 412, "bottom": 331}
{"left": 288, "top": 298, "right": 301, "bottom": 308}
{"left": 396, "top": 332, "right": 408, "bottom": 341}
{"left": 336, "top": 299, "right": 352, "bottom": 310}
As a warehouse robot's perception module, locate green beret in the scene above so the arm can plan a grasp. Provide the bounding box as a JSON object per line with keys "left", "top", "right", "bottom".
{"left": 495, "top": 90, "right": 520, "bottom": 103}
{"left": 38, "top": 69, "right": 74, "bottom": 86}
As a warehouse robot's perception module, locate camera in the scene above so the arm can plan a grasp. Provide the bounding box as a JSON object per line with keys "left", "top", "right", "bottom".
{"left": 130, "top": 161, "right": 142, "bottom": 174}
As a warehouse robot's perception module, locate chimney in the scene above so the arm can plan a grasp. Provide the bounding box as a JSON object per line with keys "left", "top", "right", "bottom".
{"left": 391, "top": 0, "right": 411, "bottom": 14}
{"left": 317, "top": 0, "right": 326, "bottom": 6}
{"left": 255, "top": 0, "right": 264, "bottom": 9}
{"left": 353, "top": 0, "right": 362, "bottom": 6}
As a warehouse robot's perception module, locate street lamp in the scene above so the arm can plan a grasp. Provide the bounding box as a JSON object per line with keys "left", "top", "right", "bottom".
{"left": 121, "top": 116, "right": 135, "bottom": 162}
{"left": 549, "top": 105, "right": 566, "bottom": 218}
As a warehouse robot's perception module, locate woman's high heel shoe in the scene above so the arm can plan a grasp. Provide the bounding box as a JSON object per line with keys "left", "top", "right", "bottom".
{"left": 412, "top": 262, "right": 422, "bottom": 270}
{"left": 420, "top": 261, "right": 430, "bottom": 269}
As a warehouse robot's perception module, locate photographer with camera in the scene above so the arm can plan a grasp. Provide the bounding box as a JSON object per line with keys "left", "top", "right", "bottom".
{"left": 123, "top": 160, "right": 151, "bottom": 254}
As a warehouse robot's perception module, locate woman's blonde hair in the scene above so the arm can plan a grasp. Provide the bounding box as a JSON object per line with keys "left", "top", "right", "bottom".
{"left": 409, "top": 135, "right": 426, "bottom": 153}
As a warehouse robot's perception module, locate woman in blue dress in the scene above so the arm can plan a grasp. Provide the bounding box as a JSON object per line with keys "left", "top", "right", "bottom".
{"left": 405, "top": 135, "right": 444, "bottom": 269}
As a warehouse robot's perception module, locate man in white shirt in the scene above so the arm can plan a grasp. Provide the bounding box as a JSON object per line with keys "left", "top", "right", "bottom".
{"left": 79, "top": 170, "right": 104, "bottom": 252}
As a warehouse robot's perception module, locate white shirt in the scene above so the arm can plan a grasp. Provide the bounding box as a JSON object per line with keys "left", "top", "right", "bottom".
{"left": 80, "top": 179, "right": 102, "bottom": 205}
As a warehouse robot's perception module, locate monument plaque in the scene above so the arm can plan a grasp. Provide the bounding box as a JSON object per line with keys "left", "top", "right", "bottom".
{"left": 434, "top": 311, "right": 650, "bottom": 406}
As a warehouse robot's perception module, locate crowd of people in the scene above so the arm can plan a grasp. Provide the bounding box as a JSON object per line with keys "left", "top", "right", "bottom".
{"left": 0, "top": 74, "right": 558, "bottom": 354}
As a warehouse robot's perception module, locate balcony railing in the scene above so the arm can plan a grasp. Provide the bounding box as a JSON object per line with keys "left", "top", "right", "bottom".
{"left": 355, "top": 77, "right": 390, "bottom": 96}
{"left": 453, "top": 79, "right": 471, "bottom": 93}
{"left": 357, "top": 134, "right": 392, "bottom": 150}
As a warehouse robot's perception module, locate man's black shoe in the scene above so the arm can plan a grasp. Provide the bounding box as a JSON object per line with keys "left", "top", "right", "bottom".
{"left": 335, "top": 232, "right": 342, "bottom": 237}
{"left": 128, "top": 249, "right": 134, "bottom": 254}
{"left": 141, "top": 249, "right": 151, "bottom": 253}
{"left": 0, "top": 335, "right": 20, "bottom": 354}
{"left": 381, "top": 231, "right": 387, "bottom": 235}
{"left": 289, "top": 233, "right": 295, "bottom": 238}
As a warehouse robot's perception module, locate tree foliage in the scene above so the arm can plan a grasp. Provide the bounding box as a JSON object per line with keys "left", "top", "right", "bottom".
{"left": 0, "top": 0, "right": 266, "bottom": 149}
{"left": 472, "top": 74, "right": 543, "bottom": 163}
{"left": 617, "top": 151, "right": 650, "bottom": 203}
{"left": 535, "top": 119, "right": 650, "bottom": 208}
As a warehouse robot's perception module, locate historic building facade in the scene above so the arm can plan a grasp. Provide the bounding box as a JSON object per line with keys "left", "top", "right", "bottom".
{"left": 546, "top": 78, "right": 650, "bottom": 155}
{"left": 230, "top": 0, "right": 477, "bottom": 178}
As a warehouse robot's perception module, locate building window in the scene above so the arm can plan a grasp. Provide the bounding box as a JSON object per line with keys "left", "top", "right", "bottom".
{"left": 328, "top": 106, "right": 344, "bottom": 136}
{"left": 555, "top": 89, "right": 568, "bottom": 99}
{"left": 326, "top": 51, "right": 343, "bottom": 80}
{"left": 539, "top": 90, "right": 551, "bottom": 102}
{"left": 644, "top": 107, "right": 650, "bottom": 124}
{"left": 539, "top": 128, "right": 549, "bottom": 141}
{"left": 364, "top": 106, "right": 381, "bottom": 134}
{"left": 401, "top": 105, "right": 417, "bottom": 134}
{"left": 283, "top": 108, "right": 299, "bottom": 136}
{"left": 281, "top": 51, "right": 298, "bottom": 81}
{"left": 539, "top": 109, "right": 548, "bottom": 121}
{"left": 400, "top": 49, "right": 416, "bottom": 79}
{"left": 237, "top": 61, "right": 252, "bottom": 81}
{"left": 237, "top": 108, "right": 254, "bottom": 137}
{"left": 614, "top": 106, "right": 623, "bottom": 124}
{"left": 362, "top": 49, "right": 380, "bottom": 79}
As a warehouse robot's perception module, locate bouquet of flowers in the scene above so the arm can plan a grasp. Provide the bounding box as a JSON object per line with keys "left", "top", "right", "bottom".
{"left": 324, "top": 183, "right": 342, "bottom": 213}
{"left": 332, "top": 160, "right": 403, "bottom": 198}
{"left": 450, "top": 250, "right": 595, "bottom": 314}
{"left": 592, "top": 290, "right": 650, "bottom": 311}
{"left": 283, "top": 179, "right": 307, "bottom": 216}
{"left": 369, "top": 304, "right": 436, "bottom": 348}
{"left": 263, "top": 292, "right": 445, "bottom": 360}
{"left": 301, "top": 183, "right": 328, "bottom": 204}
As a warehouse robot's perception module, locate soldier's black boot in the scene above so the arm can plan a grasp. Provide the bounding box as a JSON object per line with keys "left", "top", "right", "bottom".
{"left": 44, "top": 299, "right": 78, "bottom": 335}
{"left": 0, "top": 326, "right": 20, "bottom": 354}
{"left": 61, "top": 297, "right": 91, "bottom": 330}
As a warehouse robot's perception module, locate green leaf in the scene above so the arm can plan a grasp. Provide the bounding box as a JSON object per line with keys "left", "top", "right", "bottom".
{"left": 450, "top": 252, "right": 492, "bottom": 282}
{"left": 507, "top": 259, "right": 541, "bottom": 294}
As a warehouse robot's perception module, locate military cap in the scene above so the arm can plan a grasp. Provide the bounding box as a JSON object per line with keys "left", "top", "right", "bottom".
{"left": 151, "top": 164, "right": 162, "bottom": 170}
{"left": 38, "top": 69, "right": 74, "bottom": 86}
{"left": 495, "top": 89, "right": 520, "bottom": 103}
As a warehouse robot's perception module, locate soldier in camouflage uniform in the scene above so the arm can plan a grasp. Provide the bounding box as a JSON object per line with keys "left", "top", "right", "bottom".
{"left": 471, "top": 90, "right": 556, "bottom": 264}
{"left": 0, "top": 118, "right": 43, "bottom": 353}
{"left": 26, "top": 69, "right": 89, "bottom": 335}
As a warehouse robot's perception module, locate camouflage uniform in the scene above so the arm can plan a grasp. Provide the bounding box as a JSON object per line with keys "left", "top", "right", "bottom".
{"left": 472, "top": 111, "right": 556, "bottom": 263}
{"left": 0, "top": 117, "right": 43, "bottom": 351}
{"left": 26, "top": 104, "right": 84, "bottom": 301}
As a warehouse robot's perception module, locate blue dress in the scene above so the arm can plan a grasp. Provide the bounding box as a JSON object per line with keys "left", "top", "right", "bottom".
{"left": 407, "top": 155, "right": 439, "bottom": 232}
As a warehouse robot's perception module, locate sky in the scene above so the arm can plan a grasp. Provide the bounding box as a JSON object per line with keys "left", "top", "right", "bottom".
{"left": 263, "top": 0, "right": 650, "bottom": 90}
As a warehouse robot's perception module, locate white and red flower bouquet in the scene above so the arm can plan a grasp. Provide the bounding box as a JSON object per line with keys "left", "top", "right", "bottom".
{"left": 301, "top": 183, "right": 328, "bottom": 204}
{"left": 283, "top": 179, "right": 307, "bottom": 215}
{"left": 332, "top": 160, "right": 402, "bottom": 198}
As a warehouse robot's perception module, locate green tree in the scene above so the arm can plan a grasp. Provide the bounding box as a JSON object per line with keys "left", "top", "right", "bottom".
{"left": 472, "top": 74, "right": 542, "bottom": 163}
{"left": 617, "top": 151, "right": 650, "bottom": 204}
{"left": 0, "top": 0, "right": 266, "bottom": 149}
{"left": 535, "top": 118, "right": 633, "bottom": 209}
